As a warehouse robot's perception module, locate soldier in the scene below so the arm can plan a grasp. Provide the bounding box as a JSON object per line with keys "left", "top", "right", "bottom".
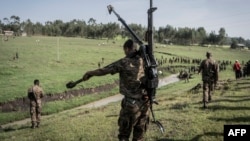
{"left": 27, "top": 79, "right": 44, "bottom": 129}
{"left": 198, "top": 52, "right": 218, "bottom": 108}
{"left": 82, "top": 39, "right": 150, "bottom": 141}
{"left": 179, "top": 69, "right": 190, "bottom": 83}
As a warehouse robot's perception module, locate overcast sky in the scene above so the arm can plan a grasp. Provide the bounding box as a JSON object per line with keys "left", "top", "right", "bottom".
{"left": 1, "top": 0, "right": 250, "bottom": 39}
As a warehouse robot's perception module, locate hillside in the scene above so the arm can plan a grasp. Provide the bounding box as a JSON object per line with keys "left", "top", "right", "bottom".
{"left": 0, "top": 74, "right": 249, "bottom": 141}
{"left": 0, "top": 37, "right": 249, "bottom": 141}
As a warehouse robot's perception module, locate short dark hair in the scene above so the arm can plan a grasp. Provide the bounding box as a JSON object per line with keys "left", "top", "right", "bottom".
{"left": 123, "top": 39, "right": 134, "bottom": 49}
{"left": 206, "top": 52, "right": 212, "bottom": 57}
{"left": 34, "top": 79, "right": 39, "bottom": 85}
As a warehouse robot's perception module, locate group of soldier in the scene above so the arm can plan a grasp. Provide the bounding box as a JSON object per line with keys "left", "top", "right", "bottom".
{"left": 26, "top": 40, "right": 243, "bottom": 141}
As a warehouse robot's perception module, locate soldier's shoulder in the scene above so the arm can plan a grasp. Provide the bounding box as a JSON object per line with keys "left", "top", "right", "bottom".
{"left": 200, "top": 59, "right": 206, "bottom": 65}
{"left": 37, "top": 85, "right": 43, "bottom": 90}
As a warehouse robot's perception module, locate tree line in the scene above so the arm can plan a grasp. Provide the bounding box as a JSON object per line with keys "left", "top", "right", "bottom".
{"left": 1, "top": 15, "right": 249, "bottom": 48}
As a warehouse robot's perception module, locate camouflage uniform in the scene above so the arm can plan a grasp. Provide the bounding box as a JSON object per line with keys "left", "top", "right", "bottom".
{"left": 92, "top": 54, "right": 149, "bottom": 141}
{"left": 83, "top": 52, "right": 150, "bottom": 141}
{"left": 83, "top": 39, "right": 150, "bottom": 141}
{"left": 27, "top": 80, "right": 44, "bottom": 128}
{"left": 198, "top": 52, "right": 218, "bottom": 108}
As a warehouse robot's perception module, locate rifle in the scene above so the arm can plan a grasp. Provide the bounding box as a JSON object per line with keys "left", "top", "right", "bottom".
{"left": 107, "top": 0, "right": 164, "bottom": 134}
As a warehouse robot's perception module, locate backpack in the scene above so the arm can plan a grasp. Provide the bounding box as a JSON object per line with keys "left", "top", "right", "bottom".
{"left": 27, "top": 87, "right": 36, "bottom": 100}
{"left": 203, "top": 59, "right": 216, "bottom": 81}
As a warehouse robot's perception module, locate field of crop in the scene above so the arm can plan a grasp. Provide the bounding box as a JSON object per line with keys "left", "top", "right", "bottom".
{"left": 0, "top": 36, "right": 250, "bottom": 141}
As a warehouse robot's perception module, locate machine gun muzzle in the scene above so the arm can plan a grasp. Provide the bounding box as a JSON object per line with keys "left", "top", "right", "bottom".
{"left": 107, "top": 5, "right": 113, "bottom": 14}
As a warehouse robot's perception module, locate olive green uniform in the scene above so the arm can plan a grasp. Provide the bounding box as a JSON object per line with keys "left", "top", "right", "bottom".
{"left": 199, "top": 58, "right": 218, "bottom": 108}
{"left": 91, "top": 53, "right": 149, "bottom": 141}
{"left": 27, "top": 85, "right": 44, "bottom": 127}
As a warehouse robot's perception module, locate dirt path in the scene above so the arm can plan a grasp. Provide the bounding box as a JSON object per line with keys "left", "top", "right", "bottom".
{"left": 1, "top": 74, "right": 179, "bottom": 128}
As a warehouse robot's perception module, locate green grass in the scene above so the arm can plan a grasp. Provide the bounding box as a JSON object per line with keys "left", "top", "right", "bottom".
{"left": 0, "top": 36, "right": 124, "bottom": 124}
{"left": 0, "top": 37, "right": 123, "bottom": 102}
{"left": 1, "top": 37, "right": 249, "bottom": 102}
{"left": 0, "top": 36, "right": 250, "bottom": 141}
{"left": 0, "top": 75, "right": 250, "bottom": 141}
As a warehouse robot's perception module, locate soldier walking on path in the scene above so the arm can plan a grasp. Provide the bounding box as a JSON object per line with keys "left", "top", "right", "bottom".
{"left": 198, "top": 52, "right": 218, "bottom": 108}
{"left": 27, "top": 79, "right": 44, "bottom": 129}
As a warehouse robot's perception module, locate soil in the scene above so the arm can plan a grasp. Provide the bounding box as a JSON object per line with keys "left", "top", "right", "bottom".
{"left": 0, "top": 74, "right": 179, "bottom": 128}
{"left": 0, "top": 81, "right": 119, "bottom": 112}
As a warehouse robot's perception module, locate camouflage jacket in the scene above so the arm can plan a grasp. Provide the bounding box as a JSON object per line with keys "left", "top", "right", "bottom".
{"left": 99, "top": 53, "right": 147, "bottom": 99}
{"left": 199, "top": 58, "right": 218, "bottom": 82}
{"left": 27, "top": 85, "right": 44, "bottom": 102}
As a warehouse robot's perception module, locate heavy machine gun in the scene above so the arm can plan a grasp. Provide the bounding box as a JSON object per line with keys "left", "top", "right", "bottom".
{"left": 107, "top": 0, "right": 164, "bottom": 134}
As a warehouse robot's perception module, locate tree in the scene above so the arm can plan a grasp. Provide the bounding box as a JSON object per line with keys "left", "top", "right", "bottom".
{"left": 157, "top": 27, "right": 165, "bottom": 43}
{"left": 52, "top": 20, "right": 64, "bottom": 36}
{"left": 218, "top": 27, "right": 226, "bottom": 45}
{"left": 87, "top": 18, "right": 97, "bottom": 38}
{"left": 10, "top": 15, "right": 21, "bottom": 35}
{"left": 197, "top": 27, "right": 207, "bottom": 45}
{"left": 23, "top": 19, "right": 33, "bottom": 36}
{"left": 158, "top": 25, "right": 176, "bottom": 43}
{"left": 230, "top": 38, "right": 238, "bottom": 49}
{"left": 175, "top": 27, "right": 192, "bottom": 45}
{"left": 33, "top": 22, "right": 43, "bottom": 35}
{"left": 122, "top": 23, "right": 146, "bottom": 41}
{"left": 3, "top": 17, "right": 9, "bottom": 25}
{"left": 102, "top": 22, "right": 120, "bottom": 41}
{"left": 207, "top": 31, "right": 219, "bottom": 45}
{"left": 0, "top": 20, "right": 3, "bottom": 33}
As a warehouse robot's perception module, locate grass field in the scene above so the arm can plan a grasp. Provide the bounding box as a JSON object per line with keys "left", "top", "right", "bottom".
{"left": 0, "top": 73, "right": 249, "bottom": 141}
{"left": 1, "top": 36, "right": 249, "bottom": 102}
{"left": 0, "top": 36, "right": 124, "bottom": 102}
{"left": 0, "top": 36, "right": 250, "bottom": 141}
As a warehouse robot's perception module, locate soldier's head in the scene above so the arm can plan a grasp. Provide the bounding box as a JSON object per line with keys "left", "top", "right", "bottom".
{"left": 34, "top": 79, "right": 40, "bottom": 85}
{"left": 123, "top": 39, "right": 137, "bottom": 55}
{"left": 206, "top": 52, "right": 212, "bottom": 58}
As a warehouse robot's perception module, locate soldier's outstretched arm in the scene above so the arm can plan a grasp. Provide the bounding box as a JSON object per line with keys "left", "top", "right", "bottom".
{"left": 82, "top": 68, "right": 112, "bottom": 81}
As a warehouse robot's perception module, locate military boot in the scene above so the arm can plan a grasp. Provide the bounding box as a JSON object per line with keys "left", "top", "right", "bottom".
{"left": 208, "top": 96, "right": 212, "bottom": 102}
{"left": 36, "top": 122, "right": 40, "bottom": 128}
{"left": 31, "top": 122, "right": 35, "bottom": 129}
{"left": 203, "top": 102, "right": 208, "bottom": 109}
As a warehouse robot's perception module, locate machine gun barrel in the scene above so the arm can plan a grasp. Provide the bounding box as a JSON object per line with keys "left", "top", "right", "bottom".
{"left": 107, "top": 5, "right": 143, "bottom": 45}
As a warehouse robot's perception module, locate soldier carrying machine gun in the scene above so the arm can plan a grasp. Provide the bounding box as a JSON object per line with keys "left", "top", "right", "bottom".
{"left": 66, "top": 0, "right": 164, "bottom": 140}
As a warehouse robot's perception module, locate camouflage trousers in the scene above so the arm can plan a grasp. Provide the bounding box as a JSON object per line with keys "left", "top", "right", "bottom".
{"left": 202, "top": 81, "right": 214, "bottom": 104}
{"left": 118, "top": 97, "right": 150, "bottom": 141}
{"left": 30, "top": 100, "right": 42, "bottom": 124}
